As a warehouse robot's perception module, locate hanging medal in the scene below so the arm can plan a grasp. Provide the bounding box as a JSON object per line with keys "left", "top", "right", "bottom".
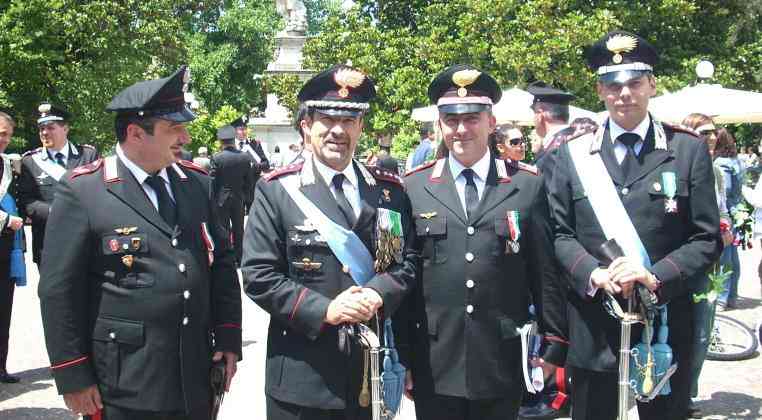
{"left": 505, "top": 210, "right": 521, "bottom": 254}
{"left": 661, "top": 172, "right": 678, "bottom": 214}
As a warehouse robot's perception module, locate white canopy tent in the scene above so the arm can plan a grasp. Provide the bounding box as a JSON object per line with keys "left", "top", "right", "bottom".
{"left": 649, "top": 83, "right": 762, "bottom": 124}
{"left": 411, "top": 87, "right": 598, "bottom": 126}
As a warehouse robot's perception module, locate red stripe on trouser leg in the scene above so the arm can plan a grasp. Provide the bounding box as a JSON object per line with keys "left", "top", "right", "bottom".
{"left": 551, "top": 366, "right": 568, "bottom": 410}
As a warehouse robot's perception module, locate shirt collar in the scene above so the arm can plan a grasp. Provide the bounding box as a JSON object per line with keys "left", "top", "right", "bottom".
{"left": 609, "top": 114, "right": 651, "bottom": 144}
{"left": 116, "top": 143, "right": 170, "bottom": 186}
{"left": 47, "top": 141, "right": 70, "bottom": 158}
{"left": 312, "top": 156, "right": 358, "bottom": 190}
{"left": 448, "top": 150, "right": 491, "bottom": 182}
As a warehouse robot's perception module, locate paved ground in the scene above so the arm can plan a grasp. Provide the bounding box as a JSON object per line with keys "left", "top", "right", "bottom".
{"left": 1, "top": 227, "right": 760, "bottom": 419}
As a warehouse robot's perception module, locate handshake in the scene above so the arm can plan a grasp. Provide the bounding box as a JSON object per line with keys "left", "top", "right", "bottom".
{"left": 324, "top": 286, "right": 383, "bottom": 325}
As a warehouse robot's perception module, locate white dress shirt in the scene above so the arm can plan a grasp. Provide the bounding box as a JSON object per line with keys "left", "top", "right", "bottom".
{"left": 116, "top": 143, "right": 175, "bottom": 210}
{"left": 47, "top": 141, "right": 71, "bottom": 167}
{"left": 448, "top": 151, "right": 491, "bottom": 215}
{"left": 609, "top": 115, "right": 651, "bottom": 164}
{"left": 312, "top": 157, "right": 362, "bottom": 219}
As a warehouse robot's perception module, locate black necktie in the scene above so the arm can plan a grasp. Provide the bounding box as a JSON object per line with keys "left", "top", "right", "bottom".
{"left": 239, "top": 141, "right": 245, "bottom": 150}
{"left": 145, "top": 175, "right": 177, "bottom": 227}
{"left": 54, "top": 152, "right": 65, "bottom": 168}
{"left": 462, "top": 168, "right": 478, "bottom": 219}
{"left": 332, "top": 173, "right": 356, "bottom": 227}
{"left": 618, "top": 133, "right": 640, "bottom": 180}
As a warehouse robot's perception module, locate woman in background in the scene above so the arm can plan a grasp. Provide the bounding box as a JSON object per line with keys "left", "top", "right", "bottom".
{"left": 489, "top": 123, "right": 526, "bottom": 161}
{"left": 713, "top": 128, "right": 744, "bottom": 310}
{"left": 681, "top": 113, "right": 731, "bottom": 418}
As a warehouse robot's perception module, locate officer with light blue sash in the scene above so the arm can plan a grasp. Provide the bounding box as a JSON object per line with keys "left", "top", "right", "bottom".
{"left": 241, "top": 64, "right": 416, "bottom": 420}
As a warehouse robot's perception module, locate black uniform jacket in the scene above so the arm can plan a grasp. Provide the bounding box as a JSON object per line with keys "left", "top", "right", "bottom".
{"left": 38, "top": 155, "right": 242, "bottom": 412}
{"left": 548, "top": 118, "right": 722, "bottom": 372}
{"left": 17, "top": 142, "right": 99, "bottom": 263}
{"left": 210, "top": 147, "right": 254, "bottom": 207}
{"left": 241, "top": 157, "right": 417, "bottom": 409}
{"left": 534, "top": 124, "right": 597, "bottom": 367}
{"left": 399, "top": 155, "right": 557, "bottom": 399}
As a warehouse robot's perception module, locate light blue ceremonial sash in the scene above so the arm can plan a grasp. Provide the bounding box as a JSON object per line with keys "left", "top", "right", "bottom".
{"left": 279, "top": 175, "right": 375, "bottom": 285}
{"left": 567, "top": 126, "right": 673, "bottom": 399}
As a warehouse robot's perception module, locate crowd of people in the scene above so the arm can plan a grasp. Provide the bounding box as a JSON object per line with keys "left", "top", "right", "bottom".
{"left": 0, "top": 29, "right": 761, "bottom": 420}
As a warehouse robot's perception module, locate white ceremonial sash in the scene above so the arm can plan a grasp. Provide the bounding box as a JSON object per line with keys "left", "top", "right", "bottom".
{"left": 243, "top": 144, "right": 262, "bottom": 163}
{"left": 567, "top": 133, "right": 652, "bottom": 268}
{"left": 31, "top": 152, "right": 66, "bottom": 182}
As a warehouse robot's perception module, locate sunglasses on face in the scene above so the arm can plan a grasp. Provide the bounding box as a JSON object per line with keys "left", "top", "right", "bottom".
{"left": 508, "top": 138, "right": 525, "bottom": 146}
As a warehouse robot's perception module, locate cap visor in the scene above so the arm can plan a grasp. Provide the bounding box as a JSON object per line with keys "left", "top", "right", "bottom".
{"left": 157, "top": 106, "right": 196, "bottom": 123}
{"left": 313, "top": 108, "right": 363, "bottom": 118}
{"left": 438, "top": 103, "right": 490, "bottom": 115}
{"left": 599, "top": 70, "right": 650, "bottom": 85}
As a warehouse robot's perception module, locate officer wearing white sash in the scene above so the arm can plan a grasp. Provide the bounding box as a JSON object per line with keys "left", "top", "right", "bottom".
{"left": 241, "top": 64, "right": 416, "bottom": 420}
{"left": 548, "top": 31, "right": 722, "bottom": 420}
{"left": 17, "top": 103, "right": 99, "bottom": 265}
{"left": 232, "top": 115, "right": 269, "bottom": 212}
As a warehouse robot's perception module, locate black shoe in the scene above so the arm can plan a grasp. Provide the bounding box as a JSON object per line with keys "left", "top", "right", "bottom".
{"left": 0, "top": 372, "right": 20, "bottom": 383}
{"left": 519, "top": 402, "right": 563, "bottom": 419}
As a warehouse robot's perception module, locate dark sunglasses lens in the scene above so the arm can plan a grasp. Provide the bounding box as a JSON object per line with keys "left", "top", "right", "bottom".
{"left": 509, "top": 138, "right": 524, "bottom": 146}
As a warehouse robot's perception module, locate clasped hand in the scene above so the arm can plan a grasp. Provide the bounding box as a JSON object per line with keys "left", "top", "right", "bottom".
{"left": 592, "top": 257, "right": 658, "bottom": 298}
{"left": 325, "top": 286, "right": 383, "bottom": 325}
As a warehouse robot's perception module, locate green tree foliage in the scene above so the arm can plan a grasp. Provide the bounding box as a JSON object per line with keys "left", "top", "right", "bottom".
{"left": 288, "top": 0, "right": 762, "bottom": 156}
{"left": 0, "top": 0, "right": 281, "bottom": 153}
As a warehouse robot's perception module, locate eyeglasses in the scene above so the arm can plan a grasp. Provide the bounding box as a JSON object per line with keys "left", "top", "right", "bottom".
{"left": 509, "top": 138, "right": 525, "bottom": 146}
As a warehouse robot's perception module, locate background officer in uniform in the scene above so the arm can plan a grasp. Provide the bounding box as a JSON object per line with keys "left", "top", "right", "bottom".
{"left": 241, "top": 64, "right": 417, "bottom": 420}
{"left": 17, "top": 103, "right": 99, "bottom": 265}
{"left": 210, "top": 124, "right": 254, "bottom": 264}
{"left": 400, "top": 64, "right": 558, "bottom": 420}
{"left": 38, "top": 66, "right": 242, "bottom": 420}
{"left": 232, "top": 116, "right": 269, "bottom": 212}
{"left": 549, "top": 31, "right": 721, "bottom": 420}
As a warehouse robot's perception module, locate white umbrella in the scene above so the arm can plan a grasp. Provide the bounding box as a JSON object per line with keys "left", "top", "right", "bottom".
{"left": 411, "top": 87, "right": 598, "bottom": 126}
{"left": 649, "top": 83, "right": 762, "bottom": 124}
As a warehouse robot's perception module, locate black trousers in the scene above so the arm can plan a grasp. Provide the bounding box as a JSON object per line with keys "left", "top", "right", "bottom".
{"left": 219, "top": 199, "right": 245, "bottom": 264}
{"left": 85, "top": 402, "right": 210, "bottom": 420}
{"left": 266, "top": 394, "right": 371, "bottom": 420}
{"left": 0, "top": 260, "right": 14, "bottom": 372}
{"left": 414, "top": 393, "right": 522, "bottom": 420}
{"left": 570, "top": 365, "right": 691, "bottom": 420}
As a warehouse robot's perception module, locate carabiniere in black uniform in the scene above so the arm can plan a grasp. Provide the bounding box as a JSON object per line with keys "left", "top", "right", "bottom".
{"left": 549, "top": 31, "right": 722, "bottom": 420}
{"left": 210, "top": 125, "right": 254, "bottom": 264}
{"left": 241, "top": 64, "right": 417, "bottom": 420}
{"left": 17, "top": 103, "right": 99, "bottom": 265}
{"left": 38, "top": 66, "right": 242, "bottom": 418}
{"left": 396, "top": 64, "right": 560, "bottom": 420}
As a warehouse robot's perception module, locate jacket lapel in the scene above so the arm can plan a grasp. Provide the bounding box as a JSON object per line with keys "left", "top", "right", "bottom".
{"left": 600, "top": 128, "right": 625, "bottom": 186}
{"left": 168, "top": 165, "right": 196, "bottom": 236}
{"left": 424, "top": 161, "right": 467, "bottom": 225}
{"left": 469, "top": 158, "right": 519, "bottom": 225}
{"left": 66, "top": 144, "right": 82, "bottom": 169}
{"left": 300, "top": 166, "right": 352, "bottom": 229}
{"left": 624, "top": 126, "right": 674, "bottom": 187}
{"left": 106, "top": 157, "right": 174, "bottom": 237}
